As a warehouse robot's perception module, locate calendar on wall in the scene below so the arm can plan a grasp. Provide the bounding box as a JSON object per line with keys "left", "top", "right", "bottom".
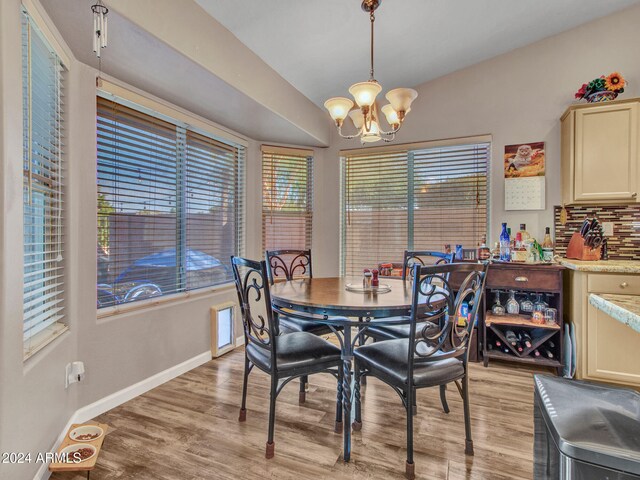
{"left": 503, "top": 142, "right": 546, "bottom": 211}
{"left": 505, "top": 176, "right": 545, "bottom": 210}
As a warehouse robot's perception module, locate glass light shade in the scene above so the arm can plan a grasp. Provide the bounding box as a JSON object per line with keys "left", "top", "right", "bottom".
{"left": 385, "top": 88, "right": 418, "bottom": 113}
{"left": 381, "top": 104, "right": 399, "bottom": 126}
{"left": 361, "top": 119, "right": 381, "bottom": 143}
{"left": 348, "top": 109, "right": 365, "bottom": 129}
{"left": 349, "top": 81, "right": 382, "bottom": 108}
{"left": 324, "top": 97, "right": 354, "bottom": 123}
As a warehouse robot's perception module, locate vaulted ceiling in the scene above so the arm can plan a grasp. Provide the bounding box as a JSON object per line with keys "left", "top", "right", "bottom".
{"left": 40, "top": 0, "right": 640, "bottom": 147}
{"left": 196, "top": 0, "right": 640, "bottom": 106}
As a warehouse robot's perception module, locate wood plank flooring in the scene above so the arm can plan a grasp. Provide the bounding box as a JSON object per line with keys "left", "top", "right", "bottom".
{"left": 52, "top": 348, "right": 549, "bottom": 480}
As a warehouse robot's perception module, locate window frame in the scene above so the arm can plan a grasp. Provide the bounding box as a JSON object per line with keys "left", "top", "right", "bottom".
{"left": 21, "top": 4, "right": 70, "bottom": 360}
{"left": 96, "top": 82, "right": 247, "bottom": 318}
{"left": 339, "top": 136, "right": 491, "bottom": 276}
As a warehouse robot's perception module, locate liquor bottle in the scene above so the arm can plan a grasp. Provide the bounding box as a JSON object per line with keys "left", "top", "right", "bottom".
{"left": 478, "top": 234, "right": 491, "bottom": 260}
{"left": 505, "top": 329, "right": 518, "bottom": 346}
{"left": 542, "top": 227, "right": 554, "bottom": 262}
{"left": 499, "top": 223, "right": 511, "bottom": 261}
{"left": 505, "top": 290, "right": 520, "bottom": 315}
{"left": 519, "top": 224, "right": 531, "bottom": 243}
{"left": 520, "top": 331, "right": 533, "bottom": 349}
{"left": 542, "top": 227, "right": 553, "bottom": 248}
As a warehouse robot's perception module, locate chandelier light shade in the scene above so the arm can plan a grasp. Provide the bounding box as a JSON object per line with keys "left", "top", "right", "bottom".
{"left": 91, "top": 0, "right": 109, "bottom": 58}
{"left": 324, "top": 97, "right": 355, "bottom": 126}
{"left": 348, "top": 81, "right": 382, "bottom": 109}
{"left": 324, "top": 0, "right": 418, "bottom": 143}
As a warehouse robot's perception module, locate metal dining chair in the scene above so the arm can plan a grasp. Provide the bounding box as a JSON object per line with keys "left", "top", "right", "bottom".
{"left": 265, "top": 249, "right": 340, "bottom": 403}
{"left": 366, "top": 250, "right": 455, "bottom": 342}
{"left": 352, "top": 262, "right": 488, "bottom": 479}
{"left": 231, "top": 256, "right": 344, "bottom": 459}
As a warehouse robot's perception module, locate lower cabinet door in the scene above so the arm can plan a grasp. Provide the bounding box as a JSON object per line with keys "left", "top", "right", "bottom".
{"left": 586, "top": 302, "right": 640, "bottom": 387}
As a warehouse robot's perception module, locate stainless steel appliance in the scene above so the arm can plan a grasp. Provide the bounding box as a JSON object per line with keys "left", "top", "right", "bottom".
{"left": 534, "top": 374, "right": 640, "bottom": 479}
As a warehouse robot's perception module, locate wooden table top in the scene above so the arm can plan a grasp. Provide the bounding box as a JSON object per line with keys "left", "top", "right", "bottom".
{"left": 270, "top": 276, "right": 414, "bottom": 318}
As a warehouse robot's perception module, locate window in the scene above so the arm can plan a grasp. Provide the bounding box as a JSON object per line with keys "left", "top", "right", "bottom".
{"left": 97, "top": 96, "right": 245, "bottom": 309}
{"left": 22, "top": 8, "right": 67, "bottom": 357}
{"left": 262, "top": 146, "right": 313, "bottom": 251}
{"left": 341, "top": 141, "right": 490, "bottom": 275}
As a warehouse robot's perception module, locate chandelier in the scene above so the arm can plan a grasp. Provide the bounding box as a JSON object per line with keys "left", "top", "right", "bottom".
{"left": 324, "top": 0, "right": 417, "bottom": 143}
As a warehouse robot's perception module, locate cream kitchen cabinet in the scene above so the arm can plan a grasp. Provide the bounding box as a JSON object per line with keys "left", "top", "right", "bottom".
{"left": 565, "top": 266, "right": 640, "bottom": 389}
{"left": 561, "top": 98, "right": 640, "bottom": 205}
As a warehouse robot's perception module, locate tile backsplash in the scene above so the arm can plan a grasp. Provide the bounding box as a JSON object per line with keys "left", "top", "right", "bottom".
{"left": 554, "top": 204, "right": 640, "bottom": 260}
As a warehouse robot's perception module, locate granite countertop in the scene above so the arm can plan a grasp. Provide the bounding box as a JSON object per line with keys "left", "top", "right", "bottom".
{"left": 559, "top": 259, "right": 640, "bottom": 274}
{"left": 589, "top": 293, "right": 640, "bottom": 334}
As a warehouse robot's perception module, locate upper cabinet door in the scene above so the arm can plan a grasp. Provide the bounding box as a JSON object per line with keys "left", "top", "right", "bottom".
{"left": 573, "top": 101, "right": 639, "bottom": 203}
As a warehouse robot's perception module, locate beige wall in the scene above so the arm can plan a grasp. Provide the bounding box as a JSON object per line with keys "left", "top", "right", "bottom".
{"left": 0, "top": 2, "right": 269, "bottom": 478}
{"left": 318, "top": 3, "right": 640, "bottom": 276}
{"left": 3, "top": 1, "right": 640, "bottom": 478}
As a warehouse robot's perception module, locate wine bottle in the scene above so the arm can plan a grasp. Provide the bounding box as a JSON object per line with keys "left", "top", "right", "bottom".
{"left": 505, "top": 330, "right": 518, "bottom": 346}
{"left": 541, "top": 347, "right": 554, "bottom": 359}
{"left": 515, "top": 340, "right": 524, "bottom": 353}
{"left": 532, "top": 349, "right": 541, "bottom": 357}
{"left": 520, "top": 331, "right": 533, "bottom": 349}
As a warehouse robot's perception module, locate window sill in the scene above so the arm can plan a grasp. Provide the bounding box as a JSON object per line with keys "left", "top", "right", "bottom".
{"left": 97, "top": 282, "right": 236, "bottom": 320}
{"left": 23, "top": 323, "right": 69, "bottom": 361}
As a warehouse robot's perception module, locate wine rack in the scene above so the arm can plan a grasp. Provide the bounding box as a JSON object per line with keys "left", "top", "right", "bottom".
{"left": 481, "top": 263, "right": 565, "bottom": 375}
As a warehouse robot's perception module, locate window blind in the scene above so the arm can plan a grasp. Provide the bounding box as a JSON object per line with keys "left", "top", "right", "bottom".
{"left": 341, "top": 142, "right": 489, "bottom": 275}
{"left": 22, "top": 8, "right": 67, "bottom": 352}
{"left": 262, "top": 147, "right": 313, "bottom": 251}
{"left": 413, "top": 143, "right": 489, "bottom": 251}
{"left": 97, "top": 96, "right": 244, "bottom": 309}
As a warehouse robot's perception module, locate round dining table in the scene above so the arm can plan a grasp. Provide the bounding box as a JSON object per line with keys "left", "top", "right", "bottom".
{"left": 270, "top": 276, "right": 416, "bottom": 462}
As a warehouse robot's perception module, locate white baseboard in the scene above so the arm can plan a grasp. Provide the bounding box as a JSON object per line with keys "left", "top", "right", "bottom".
{"left": 236, "top": 334, "right": 245, "bottom": 346}
{"left": 33, "top": 351, "right": 212, "bottom": 480}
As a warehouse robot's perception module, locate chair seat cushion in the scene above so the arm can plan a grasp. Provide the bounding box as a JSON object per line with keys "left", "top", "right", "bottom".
{"left": 247, "top": 331, "right": 341, "bottom": 374}
{"left": 366, "top": 319, "right": 438, "bottom": 341}
{"left": 354, "top": 338, "right": 464, "bottom": 387}
{"left": 278, "top": 315, "right": 335, "bottom": 336}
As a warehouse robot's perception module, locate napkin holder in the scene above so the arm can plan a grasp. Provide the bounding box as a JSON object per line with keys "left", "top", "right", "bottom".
{"left": 565, "top": 232, "right": 601, "bottom": 260}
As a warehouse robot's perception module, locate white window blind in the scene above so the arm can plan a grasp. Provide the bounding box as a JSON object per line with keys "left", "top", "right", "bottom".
{"left": 97, "top": 96, "right": 245, "bottom": 309}
{"left": 341, "top": 142, "right": 489, "bottom": 275}
{"left": 262, "top": 146, "right": 313, "bottom": 251}
{"left": 22, "top": 8, "right": 67, "bottom": 354}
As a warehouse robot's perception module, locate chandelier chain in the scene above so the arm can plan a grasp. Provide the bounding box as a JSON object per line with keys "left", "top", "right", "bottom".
{"left": 369, "top": 10, "right": 375, "bottom": 81}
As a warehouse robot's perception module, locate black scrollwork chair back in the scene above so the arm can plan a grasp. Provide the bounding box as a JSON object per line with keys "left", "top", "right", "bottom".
{"left": 232, "top": 256, "right": 278, "bottom": 360}
{"left": 366, "top": 250, "right": 455, "bottom": 343}
{"left": 231, "top": 256, "right": 343, "bottom": 460}
{"left": 265, "top": 249, "right": 334, "bottom": 339}
{"left": 265, "top": 249, "right": 312, "bottom": 284}
{"left": 402, "top": 250, "right": 456, "bottom": 280}
{"left": 353, "top": 262, "right": 488, "bottom": 479}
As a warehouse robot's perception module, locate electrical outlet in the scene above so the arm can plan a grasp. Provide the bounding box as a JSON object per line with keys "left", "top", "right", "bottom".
{"left": 602, "top": 222, "right": 614, "bottom": 237}
{"left": 65, "top": 361, "right": 85, "bottom": 388}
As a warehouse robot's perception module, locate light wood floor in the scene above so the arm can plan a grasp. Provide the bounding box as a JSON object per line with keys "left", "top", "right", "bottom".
{"left": 52, "top": 348, "right": 549, "bottom": 480}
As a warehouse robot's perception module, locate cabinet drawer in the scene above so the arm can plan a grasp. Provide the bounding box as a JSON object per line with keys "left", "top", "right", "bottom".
{"left": 486, "top": 267, "right": 561, "bottom": 291}
{"left": 588, "top": 274, "right": 640, "bottom": 294}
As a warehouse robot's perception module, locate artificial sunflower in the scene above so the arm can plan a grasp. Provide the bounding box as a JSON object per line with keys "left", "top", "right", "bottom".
{"left": 605, "top": 72, "right": 625, "bottom": 91}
